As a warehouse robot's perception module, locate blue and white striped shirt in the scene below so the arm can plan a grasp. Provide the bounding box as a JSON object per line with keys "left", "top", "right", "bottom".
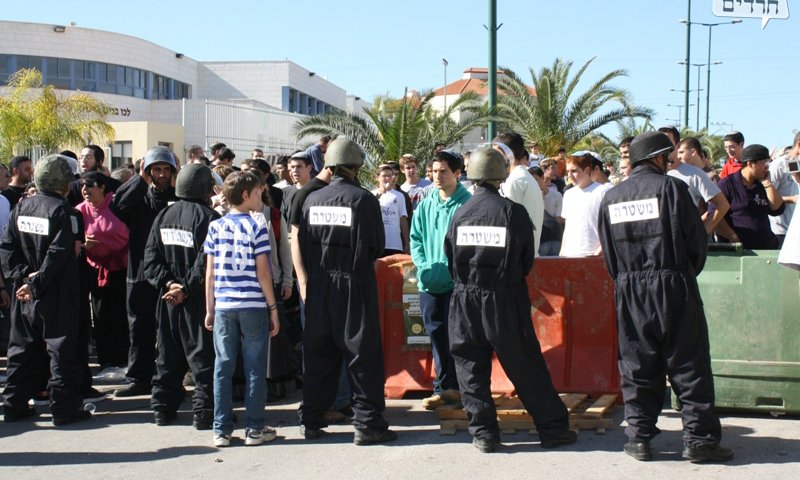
{"left": 204, "top": 213, "right": 270, "bottom": 310}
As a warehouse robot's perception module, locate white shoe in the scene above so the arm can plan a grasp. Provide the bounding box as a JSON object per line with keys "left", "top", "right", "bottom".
{"left": 245, "top": 426, "right": 277, "bottom": 446}
{"left": 214, "top": 434, "right": 231, "bottom": 447}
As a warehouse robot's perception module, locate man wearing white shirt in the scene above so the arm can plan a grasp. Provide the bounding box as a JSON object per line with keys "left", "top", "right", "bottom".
{"left": 674, "top": 137, "right": 731, "bottom": 235}
{"left": 373, "top": 164, "right": 409, "bottom": 256}
{"left": 768, "top": 132, "right": 800, "bottom": 246}
{"left": 560, "top": 153, "right": 606, "bottom": 257}
{"left": 494, "top": 132, "right": 544, "bottom": 255}
{"left": 399, "top": 154, "right": 432, "bottom": 210}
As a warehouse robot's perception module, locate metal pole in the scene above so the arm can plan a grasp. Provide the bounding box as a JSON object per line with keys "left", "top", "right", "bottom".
{"left": 443, "top": 58, "right": 448, "bottom": 112}
{"left": 487, "top": 0, "right": 497, "bottom": 141}
{"left": 705, "top": 26, "right": 713, "bottom": 131}
{"left": 696, "top": 65, "right": 701, "bottom": 132}
{"left": 684, "top": 0, "right": 692, "bottom": 128}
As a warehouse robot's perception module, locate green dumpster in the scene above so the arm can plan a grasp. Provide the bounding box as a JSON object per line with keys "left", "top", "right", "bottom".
{"left": 675, "top": 247, "right": 800, "bottom": 414}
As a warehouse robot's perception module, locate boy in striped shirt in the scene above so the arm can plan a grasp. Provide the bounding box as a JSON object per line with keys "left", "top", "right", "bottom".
{"left": 204, "top": 172, "right": 280, "bottom": 448}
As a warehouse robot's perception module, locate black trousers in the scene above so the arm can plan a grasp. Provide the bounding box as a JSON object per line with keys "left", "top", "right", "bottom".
{"left": 615, "top": 271, "right": 721, "bottom": 446}
{"left": 299, "top": 274, "right": 388, "bottom": 431}
{"left": 89, "top": 269, "right": 129, "bottom": 367}
{"left": 449, "top": 285, "right": 569, "bottom": 440}
{"left": 77, "top": 259, "right": 93, "bottom": 393}
{"left": 3, "top": 295, "right": 83, "bottom": 415}
{"left": 124, "top": 281, "right": 159, "bottom": 385}
{"left": 151, "top": 297, "right": 214, "bottom": 414}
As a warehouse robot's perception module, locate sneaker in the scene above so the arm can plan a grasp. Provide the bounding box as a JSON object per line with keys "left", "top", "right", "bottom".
{"left": 245, "top": 426, "right": 277, "bottom": 446}
{"left": 193, "top": 411, "right": 213, "bottom": 430}
{"left": 473, "top": 436, "right": 499, "bottom": 453}
{"left": 682, "top": 443, "right": 734, "bottom": 463}
{"left": 213, "top": 434, "right": 231, "bottom": 448}
{"left": 540, "top": 429, "right": 578, "bottom": 449}
{"left": 624, "top": 440, "right": 653, "bottom": 461}
{"left": 421, "top": 394, "right": 443, "bottom": 411}
{"left": 154, "top": 410, "right": 177, "bottom": 426}
{"left": 83, "top": 388, "right": 108, "bottom": 404}
{"left": 53, "top": 410, "right": 92, "bottom": 426}
{"left": 31, "top": 390, "right": 50, "bottom": 406}
{"left": 354, "top": 427, "right": 398, "bottom": 446}
{"left": 4, "top": 405, "right": 38, "bottom": 422}
{"left": 300, "top": 425, "right": 324, "bottom": 439}
{"left": 93, "top": 367, "right": 126, "bottom": 382}
{"left": 113, "top": 383, "right": 151, "bottom": 398}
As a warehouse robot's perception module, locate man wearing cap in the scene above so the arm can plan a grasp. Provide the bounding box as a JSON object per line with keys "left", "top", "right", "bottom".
{"left": 144, "top": 164, "right": 220, "bottom": 429}
{"left": 445, "top": 147, "right": 576, "bottom": 453}
{"left": 598, "top": 131, "right": 733, "bottom": 463}
{"left": 1, "top": 154, "right": 91, "bottom": 426}
{"left": 297, "top": 137, "right": 396, "bottom": 445}
{"left": 112, "top": 146, "right": 178, "bottom": 397}
{"left": 716, "top": 144, "right": 785, "bottom": 249}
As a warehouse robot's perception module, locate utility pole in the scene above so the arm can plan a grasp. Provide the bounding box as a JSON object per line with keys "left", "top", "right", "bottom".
{"left": 443, "top": 58, "right": 448, "bottom": 112}
{"left": 684, "top": 0, "right": 692, "bottom": 129}
{"left": 487, "top": 0, "right": 497, "bottom": 141}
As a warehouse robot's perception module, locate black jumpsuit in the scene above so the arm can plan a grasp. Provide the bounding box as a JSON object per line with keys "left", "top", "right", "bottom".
{"left": 112, "top": 175, "right": 176, "bottom": 386}
{"left": 598, "top": 163, "right": 721, "bottom": 446}
{"left": 0, "top": 192, "right": 83, "bottom": 416}
{"left": 297, "top": 175, "right": 389, "bottom": 432}
{"left": 444, "top": 185, "right": 569, "bottom": 441}
{"left": 144, "top": 199, "right": 219, "bottom": 416}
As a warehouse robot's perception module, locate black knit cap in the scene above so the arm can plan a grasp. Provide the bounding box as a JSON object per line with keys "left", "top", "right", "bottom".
{"left": 741, "top": 144, "right": 770, "bottom": 164}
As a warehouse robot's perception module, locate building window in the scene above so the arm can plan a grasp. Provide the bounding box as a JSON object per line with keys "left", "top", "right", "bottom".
{"left": 0, "top": 54, "right": 190, "bottom": 99}
{"left": 111, "top": 141, "right": 133, "bottom": 170}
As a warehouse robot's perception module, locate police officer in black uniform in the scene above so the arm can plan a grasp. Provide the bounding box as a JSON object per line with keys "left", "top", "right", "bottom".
{"left": 598, "top": 131, "right": 733, "bottom": 463}
{"left": 144, "top": 163, "right": 220, "bottom": 429}
{"left": 112, "top": 146, "right": 178, "bottom": 397}
{"left": 444, "top": 147, "right": 576, "bottom": 453}
{"left": 297, "top": 137, "right": 396, "bottom": 445}
{"left": 1, "top": 154, "right": 91, "bottom": 426}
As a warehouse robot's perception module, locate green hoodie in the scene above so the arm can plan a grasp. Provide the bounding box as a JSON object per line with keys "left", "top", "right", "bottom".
{"left": 410, "top": 183, "right": 471, "bottom": 293}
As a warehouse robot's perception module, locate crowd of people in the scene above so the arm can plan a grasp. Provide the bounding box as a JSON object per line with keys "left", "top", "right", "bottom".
{"left": 0, "top": 127, "right": 798, "bottom": 460}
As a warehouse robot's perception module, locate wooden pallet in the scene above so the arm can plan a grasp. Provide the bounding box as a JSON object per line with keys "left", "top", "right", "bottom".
{"left": 437, "top": 393, "right": 617, "bottom": 435}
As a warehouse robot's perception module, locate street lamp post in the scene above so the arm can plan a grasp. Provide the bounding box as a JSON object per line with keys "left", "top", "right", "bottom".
{"left": 443, "top": 58, "right": 448, "bottom": 113}
{"left": 683, "top": 0, "right": 692, "bottom": 129}
{"left": 667, "top": 103, "right": 693, "bottom": 124}
{"left": 679, "top": 18, "right": 741, "bottom": 131}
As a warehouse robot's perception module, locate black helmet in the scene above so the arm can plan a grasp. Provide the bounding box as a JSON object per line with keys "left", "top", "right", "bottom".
{"left": 629, "top": 131, "right": 674, "bottom": 165}
{"left": 175, "top": 164, "right": 214, "bottom": 200}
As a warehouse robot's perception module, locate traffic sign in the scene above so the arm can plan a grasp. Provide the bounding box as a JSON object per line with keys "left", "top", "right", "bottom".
{"left": 712, "top": 0, "right": 790, "bottom": 28}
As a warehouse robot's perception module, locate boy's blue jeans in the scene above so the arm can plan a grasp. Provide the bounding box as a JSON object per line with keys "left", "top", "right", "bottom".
{"left": 213, "top": 308, "right": 269, "bottom": 435}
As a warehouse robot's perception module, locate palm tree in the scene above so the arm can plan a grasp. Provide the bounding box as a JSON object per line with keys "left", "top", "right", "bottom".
{"left": 0, "top": 68, "right": 115, "bottom": 158}
{"left": 496, "top": 58, "right": 653, "bottom": 156}
{"left": 293, "top": 90, "right": 492, "bottom": 177}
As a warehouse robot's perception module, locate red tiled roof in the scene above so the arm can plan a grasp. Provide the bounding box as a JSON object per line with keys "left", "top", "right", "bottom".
{"left": 432, "top": 73, "right": 536, "bottom": 96}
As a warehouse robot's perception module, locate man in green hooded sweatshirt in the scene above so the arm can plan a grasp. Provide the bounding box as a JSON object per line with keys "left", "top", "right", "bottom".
{"left": 410, "top": 150, "right": 471, "bottom": 410}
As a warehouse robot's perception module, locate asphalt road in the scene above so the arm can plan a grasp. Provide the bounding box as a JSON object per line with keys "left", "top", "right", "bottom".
{"left": 1, "top": 375, "right": 798, "bottom": 480}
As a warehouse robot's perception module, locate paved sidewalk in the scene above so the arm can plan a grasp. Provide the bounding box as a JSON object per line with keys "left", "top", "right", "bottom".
{"left": 1, "top": 381, "right": 798, "bottom": 480}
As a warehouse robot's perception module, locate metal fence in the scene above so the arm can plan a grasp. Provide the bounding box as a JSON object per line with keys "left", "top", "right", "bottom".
{"left": 182, "top": 99, "right": 313, "bottom": 158}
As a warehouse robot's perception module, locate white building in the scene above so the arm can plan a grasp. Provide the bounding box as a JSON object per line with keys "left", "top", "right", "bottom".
{"left": 0, "top": 20, "right": 367, "bottom": 168}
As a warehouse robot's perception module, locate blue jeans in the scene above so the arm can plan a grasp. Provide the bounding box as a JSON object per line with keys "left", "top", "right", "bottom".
{"left": 213, "top": 308, "right": 269, "bottom": 435}
{"left": 419, "top": 290, "right": 458, "bottom": 394}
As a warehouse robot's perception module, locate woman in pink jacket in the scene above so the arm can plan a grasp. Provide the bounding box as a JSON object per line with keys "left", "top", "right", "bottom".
{"left": 78, "top": 172, "right": 130, "bottom": 371}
